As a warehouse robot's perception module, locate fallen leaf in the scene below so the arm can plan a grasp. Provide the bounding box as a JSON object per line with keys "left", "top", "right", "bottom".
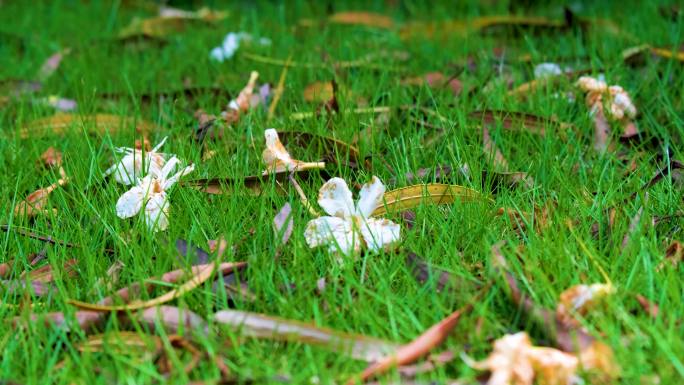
{"left": 401, "top": 15, "right": 566, "bottom": 40}
{"left": 635, "top": 294, "right": 659, "bottom": 319}
{"left": 556, "top": 283, "right": 615, "bottom": 326}
{"left": 25, "top": 258, "right": 78, "bottom": 283}
{"left": 468, "top": 110, "right": 569, "bottom": 137}
{"left": 303, "top": 81, "right": 334, "bottom": 103}
{"left": 119, "top": 7, "right": 228, "bottom": 39}
{"left": 176, "top": 239, "right": 211, "bottom": 265}
{"left": 0, "top": 224, "right": 114, "bottom": 255}
{"left": 68, "top": 262, "right": 246, "bottom": 311}
{"left": 213, "top": 309, "right": 398, "bottom": 362}
{"left": 328, "top": 11, "right": 394, "bottom": 29}
{"left": 406, "top": 252, "right": 477, "bottom": 292}
{"left": 278, "top": 131, "right": 360, "bottom": 164}
{"left": 19, "top": 113, "right": 157, "bottom": 139}
{"left": 14, "top": 177, "right": 68, "bottom": 218}
{"left": 348, "top": 297, "right": 477, "bottom": 384}
{"left": 657, "top": 240, "right": 683, "bottom": 270}
{"left": 401, "top": 72, "right": 462, "bottom": 96}
{"left": 13, "top": 311, "right": 104, "bottom": 331}
{"left": 622, "top": 44, "right": 684, "bottom": 63}
{"left": 372, "top": 183, "right": 491, "bottom": 216}
{"left": 134, "top": 305, "right": 209, "bottom": 335}
{"left": 78, "top": 331, "right": 162, "bottom": 353}
{"left": 184, "top": 170, "right": 315, "bottom": 195}
{"left": 273, "top": 203, "right": 294, "bottom": 245}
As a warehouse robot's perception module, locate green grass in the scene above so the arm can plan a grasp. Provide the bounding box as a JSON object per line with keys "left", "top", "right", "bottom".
{"left": 1, "top": 1, "right": 683, "bottom": 384}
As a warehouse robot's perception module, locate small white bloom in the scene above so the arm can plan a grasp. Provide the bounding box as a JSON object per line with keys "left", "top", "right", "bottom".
{"left": 209, "top": 32, "right": 270, "bottom": 62}
{"left": 533, "top": 62, "right": 562, "bottom": 79}
{"left": 262, "top": 129, "right": 324, "bottom": 174}
{"left": 304, "top": 176, "right": 401, "bottom": 257}
{"left": 104, "top": 137, "right": 168, "bottom": 185}
{"left": 115, "top": 156, "right": 195, "bottom": 232}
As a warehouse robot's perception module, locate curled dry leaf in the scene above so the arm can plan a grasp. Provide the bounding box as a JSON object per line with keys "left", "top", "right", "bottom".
{"left": 371, "top": 183, "right": 491, "bottom": 216}
{"left": 20, "top": 113, "right": 157, "bottom": 139}
{"left": 14, "top": 176, "right": 69, "bottom": 218}
{"left": 25, "top": 258, "right": 78, "bottom": 283}
{"left": 214, "top": 310, "right": 398, "bottom": 362}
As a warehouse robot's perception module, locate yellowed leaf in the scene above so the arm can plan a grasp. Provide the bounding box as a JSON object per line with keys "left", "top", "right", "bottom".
{"left": 303, "top": 81, "right": 334, "bottom": 103}
{"left": 19, "top": 113, "right": 157, "bottom": 139}
{"left": 372, "top": 183, "right": 491, "bottom": 216}
{"left": 329, "top": 11, "right": 394, "bottom": 29}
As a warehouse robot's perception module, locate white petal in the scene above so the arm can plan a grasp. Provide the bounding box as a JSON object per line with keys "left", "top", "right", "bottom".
{"left": 262, "top": 129, "right": 294, "bottom": 170}
{"left": 163, "top": 164, "right": 195, "bottom": 190}
{"left": 209, "top": 47, "right": 225, "bottom": 62}
{"left": 355, "top": 176, "right": 386, "bottom": 218}
{"left": 534, "top": 62, "right": 562, "bottom": 79}
{"left": 115, "top": 184, "right": 145, "bottom": 218}
{"left": 359, "top": 217, "right": 401, "bottom": 252}
{"left": 143, "top": 193, "right": 169, "bottom": 231}
{"left": 157, "top": 156, "right": 181, "bottom": 180}
{"left": 304, "top": 216, "right": 360, "bottom": 256}
{"left": 317, "top": 178, "right": 354, "bottom": 218}
{"left": 105, "top": 152, "right": 142, "bottom": 185}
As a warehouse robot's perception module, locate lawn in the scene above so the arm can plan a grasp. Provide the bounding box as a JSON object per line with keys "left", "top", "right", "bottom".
{"left": 0, "top": 1, "right": 683, "bottom": 384}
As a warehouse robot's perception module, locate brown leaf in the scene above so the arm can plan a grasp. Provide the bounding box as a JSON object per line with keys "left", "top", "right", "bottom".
{"left": 25, "top": 258, "right": 78, "bottom": 283}
{"left": 13, "top": 310, "right": 104, "bottom": 331}
{"left": 635, "top": 294, "right": 659, "bottom": 319}
{"left": 348, "top": 299, "right": 476, "bottom": 384}
{"left": 40, "top": 147, "right": 63, "bottom": 168}
{"left": 400, "top": 15, "right": 566, "bottom": 40}
{"left": 405, "top": 252, "right": 477, "bottom": 293}
{"left": 213, "top": 309, "right": 398, "bottom": 362}
{"left": 20, "top": 113, "right": 158, "bottom": 139}
{"left": 13, "top": 177, "right": 68, "bottom": 218}
{"left": 273, "top": 203, "right": 294, "bottom": 245}
{"left": 657, "top": 240, "right": 684, "bottom": 270}
{"left": 468, "top": 110, "right": 568, "bottom": 137}
{"left": 134, "top": 305, "right": 209, "bottom": 335}
{"left": 328, "top": 12, "right": 394, "bottom": 29}
{"left": 401, "top": 72, "right": 462, "bottom": 96}
{"left": 593, "top": 107, "right": 612, "bottom": 153}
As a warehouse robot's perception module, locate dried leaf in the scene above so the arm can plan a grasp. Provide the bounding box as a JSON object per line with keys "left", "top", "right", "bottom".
{"left": 14, "top": 177, "right": 68, "bottom": 218}
{"left": 13, "top": 311, "right": 104, "bottom": 331}
{"left": 68, "top": 262, "right": 245, "bottom": 311}
{"left": 176, "top": 239, "right": 211, "bottom": 265}
{"left": 278, "top": 131, "right": 360, "bottom": 163}
{"left": 25, "top": 258, "right": 78, "bottom": 283}
{"left": 78, "top": 331, "right": 162, "bottom": 353}
{"left": 134, "top": 305, "right": 209, "bottom": 335}
{"left": 622, "top": 44, "right": 684, "bottom": 63}
{"left": 119, "top": 7, "right": 228, "bottom": 39}
{"left": 468, "top": 110, "right": 568, "bottom": 136}
{"left": 372, "top": 183, "right": 491, "bottom": 216}
{"left": 401, "top": 15, "right": 566, "bottom": 40}
{"left": 348, "top": 300, "right": 475, "bottom": 384}
{"left": 556, "top": 283, "right": 615, "bottom": 326}
{"left": 657, "top": 240, "right": 683, "bottom": 270}
{"left": 328, "top": 12, "right": 394, "bottom": 29}
{"left": 273, "top": 203, "right": 294, "bottom": 245}
{"left": 401, "top": 72, "right": 462, "bottom": 96}
{"left": 303, "top": 81, "right": 334, "bottom": 103}
{"left": 20, "top": 113, "right": 157, "bottom": 139}
{"left": 184, "top": 170, "right": 312, "bottom": 195}
{"left": 213, "top": 309, "right": 398, "bottom": 362}
{"left": 635, "top": 294, "right": 659, "bottom": 319}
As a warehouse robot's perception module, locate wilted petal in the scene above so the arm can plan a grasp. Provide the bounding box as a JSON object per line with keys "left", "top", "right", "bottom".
{"left": 163, "top": 164, "right": 195, "bottom": 190}
{"left": 104, "top": 152, "right": 142, "bottom": 185}
{"left": 358, "top": 217, "right": 401, "bottom": 252}
{"left": 116, "top": 184, "right": 146, "bottom": 218}
{"left": 318, "top": 178, "right": 354, "bottom": 218}
{"left": 262, "top": 128, "right": 293, "bottom": 171}
{"left": 355, "top": 176, "right": 386, "bottom": 217}
{"left": 304, "top": 216, "right": 360, "bottom": 256}
{"left": 143, "top": 193, "right": 169, "bottom": 231}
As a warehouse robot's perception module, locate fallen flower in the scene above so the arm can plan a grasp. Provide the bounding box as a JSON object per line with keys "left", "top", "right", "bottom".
{"left": 465, "top": 332, "right": 580, "bottom": 385}
{"left": 556, "top": 283, "right": 615, "bottom": 326}
{"left": 576, "top": 76, "right": 636, "bottom": 121}
{"left": 220, "top": 71, "right": 261, "bottom": 124}
{"left": 262, "top": 129, "right": 325, "bottom": 174}
{"left": 304, "top": 176, "right": 400, "bottom": 257}
{"left": 116, "top": 156, "right": 194, "bottom": 232}
{"left": 14, "top": 176, "right": 69, "bottom": 218}
{"left": 209, "top": 32, "right": 271, "bottom": 62}
{"left": 103, "top": 137, "right": 168, "bottom": 185}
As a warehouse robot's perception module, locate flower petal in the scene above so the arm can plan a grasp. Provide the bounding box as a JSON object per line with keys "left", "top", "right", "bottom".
{"left": 105, "top": 152, "right": 142, "bottom": 185}
{"left": 318, "top": 178, "right": 354, "bottom": 218}
{"left": 163, "top": 164, "right": 195, "bottom": 190}
{"left": 355, "top": 176, "right": 386, "bottom": 217}
{"left": 359, "top": 217, "right": 401, "bottom": 252}
{"left": 143, "top": 193, "right": 169, "bottom": 231}
{"left": 304, "top": 216, "right": 360, "bottom": 256}
{"left": 116, "top": 184, "right": 146, "bottom": 218}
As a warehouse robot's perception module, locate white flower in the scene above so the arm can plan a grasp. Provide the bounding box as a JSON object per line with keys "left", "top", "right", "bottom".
{"left": 533, "top": 62, "right": 562, "bottom": 78}
{"left": 209, "top": 32, "right": 270, "bottom": 62}
{"left": 576, "top": 76, "right": 636, "bottom": 120}
{"left": 304, "top": 176, "right": 401, "bottom": 257}
{"left": 262, "top": 129, "right": 324, "bottom": 174}
{"left": 104, "top": 137, "right": 168, "bottom": 185}
{"left": 115, "top": 156, "right": 194, "bottom": 232}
